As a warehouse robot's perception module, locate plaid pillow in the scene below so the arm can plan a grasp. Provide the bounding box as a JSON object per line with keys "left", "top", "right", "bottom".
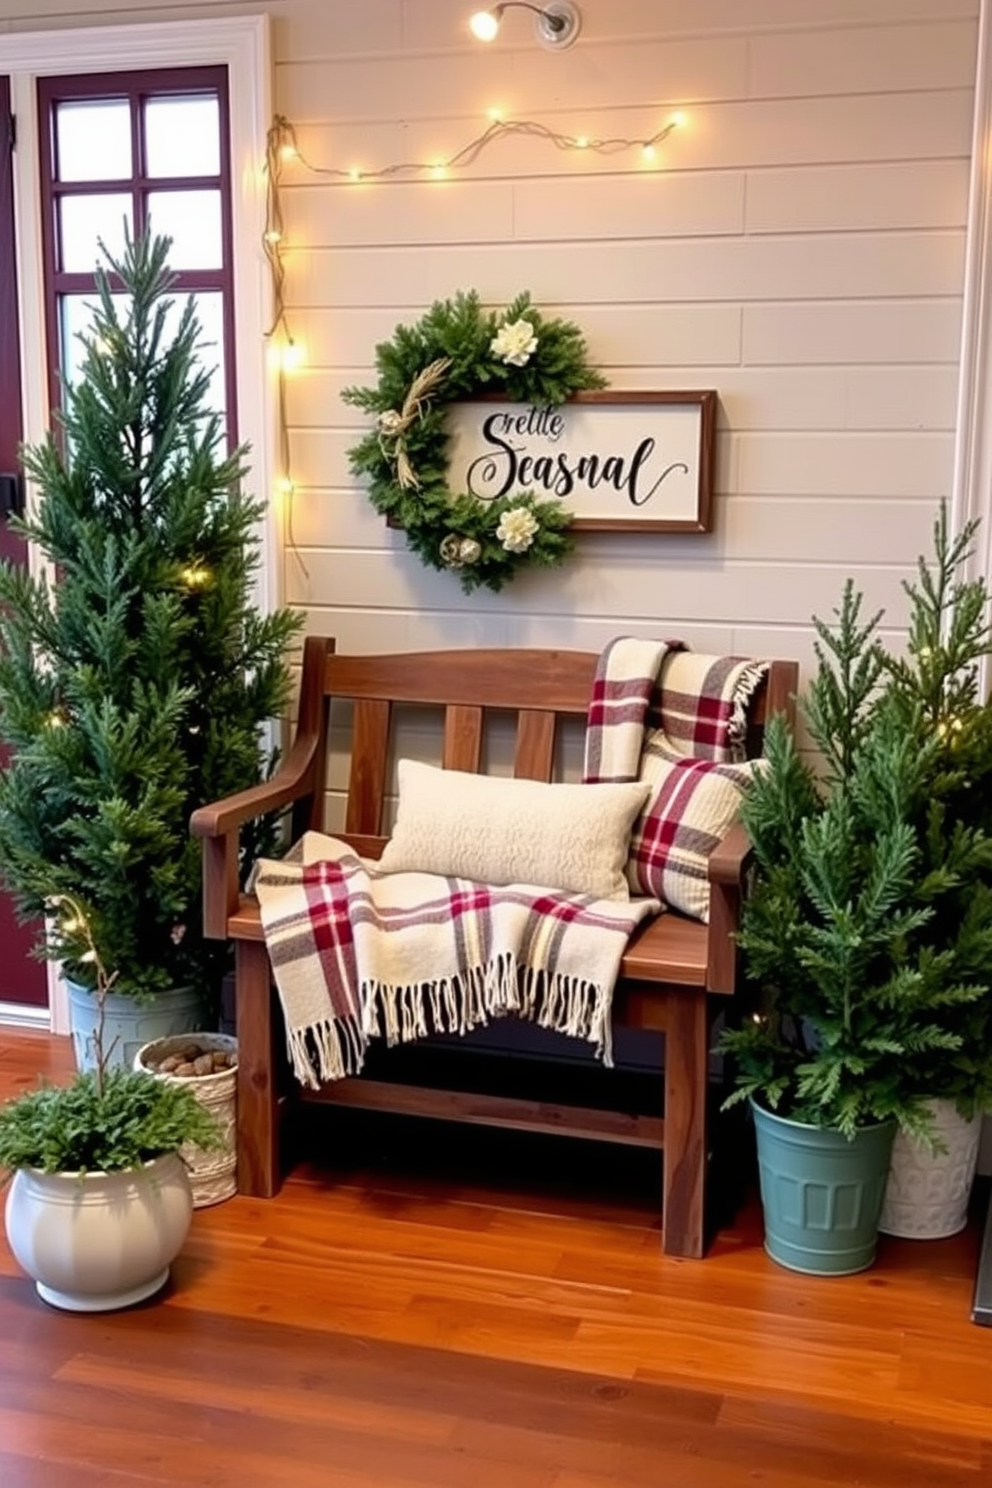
{"left": 626, "top": 754, "right": 762, "bottom": 921}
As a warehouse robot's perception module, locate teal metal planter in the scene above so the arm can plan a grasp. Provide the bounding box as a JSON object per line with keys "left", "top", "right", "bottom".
{"left": 752, "top": 1099, "right": 896, "bottom": 1276}
{"left": 66, "top": 980, "right": 206, "bottom": 1073}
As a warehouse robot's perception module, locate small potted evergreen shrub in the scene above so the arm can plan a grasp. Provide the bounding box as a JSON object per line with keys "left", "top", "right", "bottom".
{"left": 719, "top": 511, "right": 992, "bottom": 1273}
{"left": 0, "top": 230, "right": 300, "bottom": 1065}
{"left": 0, "top": 898, "right": 223, "bottom": 1311}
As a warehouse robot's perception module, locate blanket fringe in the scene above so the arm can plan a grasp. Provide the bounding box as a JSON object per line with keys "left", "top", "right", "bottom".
{"left": 357, "top": 956, "right": 614, "bottom": 1065}
{"left": 362, "top": 952, "right": 524, "bottom": 1047}
{"left": 521, "top": 967, "right": 614, "bottom": 1066}
{"left": 728, "top": 659, "right": 770, "bottom": 757}
{"left": 287, "top": 1015, "right": 364, "bottom": 1089}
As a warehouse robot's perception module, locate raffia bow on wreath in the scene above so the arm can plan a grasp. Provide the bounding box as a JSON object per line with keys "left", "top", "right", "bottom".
{"left": 376, "top": 357, "right": 452, "bottom": 489}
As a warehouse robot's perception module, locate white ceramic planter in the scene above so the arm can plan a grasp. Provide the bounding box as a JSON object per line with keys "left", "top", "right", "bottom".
{"left": 879, "top": 1098, "right": 982, "bottom": 1240}
{"left": 4, "top": 1152, "right": 193, "bottom": 1311}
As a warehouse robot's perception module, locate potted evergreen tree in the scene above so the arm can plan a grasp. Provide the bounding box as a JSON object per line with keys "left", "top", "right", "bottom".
{"left": 719, "top": 512, "right": 992, "bottom": 1274}
{"left": 0, "top": 230, "right": 300, "bottom": 1066}
{"left": 876, "top": 515, "right": 992, "bottom": 1237}
{"left": 0, "top": 896, "right": 223, "bottom": 1311}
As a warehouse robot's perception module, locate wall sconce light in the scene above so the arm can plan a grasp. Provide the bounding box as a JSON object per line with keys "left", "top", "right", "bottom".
{"left": 469, "top": 2, "right": 581, "bottom": 51}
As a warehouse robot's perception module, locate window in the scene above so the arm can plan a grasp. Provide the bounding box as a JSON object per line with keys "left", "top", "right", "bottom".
{"left": 36, "top": 68, "right": 237, "bottom": 441}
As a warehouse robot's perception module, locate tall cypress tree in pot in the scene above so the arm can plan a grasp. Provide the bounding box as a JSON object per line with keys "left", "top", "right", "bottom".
{"left": 0, "top": 231, "right": 300, "bottom": 1061}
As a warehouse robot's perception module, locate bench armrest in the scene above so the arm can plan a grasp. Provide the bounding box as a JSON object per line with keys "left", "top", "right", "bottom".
{"left": 705, "top": 818, "right": 753, "bottom": 995}
{"left": 707, "top": 818, "right": 753, "bottom": 887}
{"left": 190, "top": 729, "right": 323, "bottom": 939}
{"left": 190, "top": 731, "right": 321, "bottom": 840}
{"left": 190, "top": 636, "right": 333, "bottom": 939}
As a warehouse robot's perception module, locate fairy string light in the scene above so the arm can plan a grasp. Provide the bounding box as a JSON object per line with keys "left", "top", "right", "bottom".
{"left": 263, "top": 109, "right": 683, "bottom": 577}
{"left": 264, "top": 118, "right": 308, "bottom": 578}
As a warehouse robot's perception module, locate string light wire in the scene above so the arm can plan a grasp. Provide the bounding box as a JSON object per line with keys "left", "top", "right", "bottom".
{"left": 262, "top": 110, "right": 682, "bottom": 577}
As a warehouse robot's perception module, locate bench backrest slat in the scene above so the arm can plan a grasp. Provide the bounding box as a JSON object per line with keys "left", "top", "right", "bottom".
{"left": 346, "top": 698, "right": 391, "bottom": 835}
{"left": 317, "top": 645, "right": 797, "bottom": 843}
{"left": 515, "top": 710, "right": 557, "bottom": 781}
{"left": 325, "top": 649, "right": 597, "bottom": 712}
{"left": 443, "top": 704, "right": 484, "bottom": 773}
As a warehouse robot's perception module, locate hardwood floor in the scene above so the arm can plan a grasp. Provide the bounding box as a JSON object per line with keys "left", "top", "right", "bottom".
{"left": 0, "top": 1028, "right": 990, "bottom": 1487}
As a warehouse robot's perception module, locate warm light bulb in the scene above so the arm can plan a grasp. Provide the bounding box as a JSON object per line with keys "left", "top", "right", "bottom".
{"left": 264, "top": 229, "right": 282, "bottom": 244}
{"left": 276, "top": 476, "right": 296, "bottom": 497}
{"left": 574, "top": 136, "right": 589, "bottom": 149}
{"left": 642, "top": 143, "right": 656, "bottom": 161}
{"left": 670, "top": 111, "right": 686, "bottom": 129}
{"left": 181, "top": 564, "right": 210, "bottom": 589}
{"left": 431, "top": 164, "right": 446, "bottom": 179}
{"left": 280, "top": 143, "right": 297, "bottom": 162}
{"left": 281, "top": 340, "right": 305, "bottom": 373}
{"left": 487, "top": 106, "right": 505, "bottom": 122}
{"left": 470, "top": 10, "right": 500, "bottom": 41}
{"left": 348, "top": 166, "right": 362, "bottom": 182}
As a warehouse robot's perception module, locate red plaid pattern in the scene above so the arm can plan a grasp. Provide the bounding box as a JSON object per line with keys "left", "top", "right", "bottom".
{"left": 254, "top": 832, "right": 658, "bottom": 1088}
{"left": 651, "top": 651, "right": 767, "bottom": 761}
{"left": 626, "top": 754, "right": 761, "bottom": 919}
{"left": 584, "top": 638, "right": 768, "bottom": 921}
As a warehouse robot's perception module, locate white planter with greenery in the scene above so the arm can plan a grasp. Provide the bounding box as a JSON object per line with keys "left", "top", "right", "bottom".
{"left": 0, "top": 904, "right": 222, "bottom": 1311}
{"left": 5, "top": 1153, "right": 193, "bottom": 1311}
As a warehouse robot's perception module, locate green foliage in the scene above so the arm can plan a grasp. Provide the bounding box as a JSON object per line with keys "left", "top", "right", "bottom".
{"left": 0, "top": 230, "right": 301, "bottom": 1002}
{"left": 0, "top": 1067, "right": 223, "bottom": 1178}
{"left": 342, "top": 290, "right": 606, "bottom": 594}
{"left": 719, "top": 509, "right": 992, "bottom": 1137}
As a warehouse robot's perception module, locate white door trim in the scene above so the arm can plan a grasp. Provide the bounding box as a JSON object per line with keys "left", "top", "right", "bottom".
{"left": 952, "top": 0, "right": 992, "bottom": 652}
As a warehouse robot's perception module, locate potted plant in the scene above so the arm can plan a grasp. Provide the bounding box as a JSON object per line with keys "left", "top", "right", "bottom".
{"left": 875, "top": 514, "right": 992, "bottom": 1237}
{"left": 719, "top": 511, "right": 992, "bottom": 1274}
{"left": 0, "top": 897, "right": 223, "bottom": 1311}
{"left": 0, "top": 229, "right": 300, "bottom": 1066}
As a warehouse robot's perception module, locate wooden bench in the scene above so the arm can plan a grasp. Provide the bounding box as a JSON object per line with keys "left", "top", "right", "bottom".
{"left": 191, "top": 638, "right": 798, "bottom": 1258}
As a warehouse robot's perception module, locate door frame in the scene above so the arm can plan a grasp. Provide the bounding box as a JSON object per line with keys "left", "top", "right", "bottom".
{"left": 0, "top": 16, "right": 276, "bottom": 1031}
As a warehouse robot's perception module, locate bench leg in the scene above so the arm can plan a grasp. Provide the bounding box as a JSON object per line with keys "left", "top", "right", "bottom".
{"left": 662, "top": 989, "right": 709, "bottom": 1258}
{"left": 235, "top": 938, "right": 282, "bottom": 1197}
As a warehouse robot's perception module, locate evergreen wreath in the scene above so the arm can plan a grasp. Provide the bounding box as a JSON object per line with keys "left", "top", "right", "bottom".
{"left": 343, "top": 291, "right": 607, "bottom": 593}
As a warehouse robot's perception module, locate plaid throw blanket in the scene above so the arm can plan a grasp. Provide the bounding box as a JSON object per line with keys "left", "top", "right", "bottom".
{"left": 585, "top": 636, "right": 767, "bottom": 777}
{"left": 254, "top": 831, "right": 659, "bottom": 1089}
{"left": 583, "top": 637, "right": 769, "bottom": 916}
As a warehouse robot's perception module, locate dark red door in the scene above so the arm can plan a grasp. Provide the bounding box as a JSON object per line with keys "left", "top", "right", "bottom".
{"left": 0, "top": 77, "right": 48, "bottom": 1009}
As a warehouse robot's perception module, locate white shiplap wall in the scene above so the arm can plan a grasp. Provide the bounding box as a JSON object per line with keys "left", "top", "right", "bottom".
{"left": 0, "top": 0, "right": 977, "bottom": 674}
{"left": 265, "top": 0, "right": 978, "bottom": 681}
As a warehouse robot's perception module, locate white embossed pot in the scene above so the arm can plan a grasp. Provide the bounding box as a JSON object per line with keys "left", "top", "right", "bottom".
{"left": 879, "top": 1099, "right": 982, "bottom": 1240}
{"left": 4, "top": 1152, "right": 193, "bottom": 1311}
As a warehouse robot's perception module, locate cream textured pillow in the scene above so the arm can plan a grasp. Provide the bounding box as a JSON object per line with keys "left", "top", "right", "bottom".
{"left": 378, "top": 760, "right": 651, "bottom": 900}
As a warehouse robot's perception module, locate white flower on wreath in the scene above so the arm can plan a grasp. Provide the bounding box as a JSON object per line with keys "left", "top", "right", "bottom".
{"left": 496, "top": 507, "right": 540, "bottom": 553}
{"left": 491, "top": 317, "right": 538, "bottom": 368}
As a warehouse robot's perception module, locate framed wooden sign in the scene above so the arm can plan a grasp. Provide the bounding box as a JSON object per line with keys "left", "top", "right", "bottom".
{"left": 446, "top": 389, "right": 716, "bottom": 533}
